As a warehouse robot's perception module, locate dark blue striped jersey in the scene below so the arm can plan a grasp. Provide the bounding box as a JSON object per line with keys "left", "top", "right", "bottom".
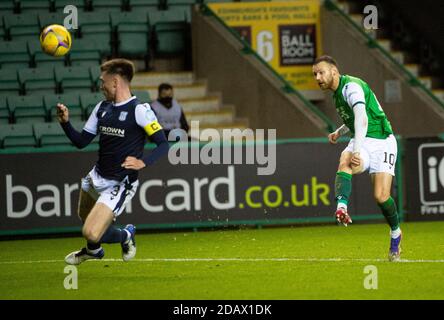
{"left": 83, "top": 96, "right": 162, "bottom": 182}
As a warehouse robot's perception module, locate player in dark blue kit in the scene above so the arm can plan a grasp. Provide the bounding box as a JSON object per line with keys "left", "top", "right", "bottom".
{"left": 57, "top": 59, "right": 169, "bottom": 265}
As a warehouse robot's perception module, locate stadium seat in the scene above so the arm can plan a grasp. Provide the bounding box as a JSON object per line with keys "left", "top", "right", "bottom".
{"left": 80, "top": 92, "right": 105, "bottom": 118}
{"left": 0, "top": 39, "right": 30, "bottom": 69}
{"left": 89, "top": 65, "right": 101, "bottom": 88}
{"left": 0, "top": 123, "right": 36, "bottom": 148}
{"left": 111, "top": 11, "right": 151, "bottom": 58}
{"left": 34, "top": 122, "right": 72, "bottom": 147}
{"left": 19, "top": 67, "right": 57, "bottom": 94}
{"left": 68, "top": 38, "right": 102, "bottom": 67}
{"left": 54, "top": 0, "right": 86, "bottom": 12}
{"left": 39, "top": 12, "right": 67, "bottom": 29}
{"left": 55, "top": 66, "right": 96, "bottom": 93}
{"left": 148, "top": 8, "right": 187, "bottom": 26}
{"left": 91, "top": 0, "right": 124, "bottom": 12}
{"left": 166, "top": 0, "right": 194, "bottom": 21}
{"left": 128, "top": 0, "right": 160, "bottom": 11}
{"left": 44, "top": 93, "right": 83, "bottom": 121}
{"left": 78, "top": 12, "right": 112, "bottom": 56}
{"left": 0, "top": 69, "right": 21, "bottom": 95}
{"left": 0, "top": 1, "right": 14, "bottom": 12}
{"left": 8, "top": 95, "right": 47, "bottom": 123}
{"left": 0, "top": 14, "right": 6, "bottom": 39}
{"left": 19, "top": 0, "right": 52, "bottom": 14}
{"left": 154, "top": 22, "right": 189, "bottom": 54}
{"left": 149, "top": 9, "right": 189, "bottom": 55}
{"left": 133, "top": 90, "right": 151, "bottom": 103}
{"left": 28, "top": 39, "right": 67, "bottom": 68}
{"left": 4, "top": 13, "right": 40, "bottom": 41}
{"left": 0, "top": 96, "right": 11, "bottom": 124}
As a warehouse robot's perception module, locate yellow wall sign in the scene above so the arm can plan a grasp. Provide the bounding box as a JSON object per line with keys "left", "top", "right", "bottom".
{"left": 208, "top": 1, "right": 322, "bottom": 90}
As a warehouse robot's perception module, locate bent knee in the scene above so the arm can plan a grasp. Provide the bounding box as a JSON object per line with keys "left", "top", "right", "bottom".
{"left": 374, "top": 192, "right": 391, "bottom": 204}
{"left": 82, "top": 226, "right": 101, "bottom": 243}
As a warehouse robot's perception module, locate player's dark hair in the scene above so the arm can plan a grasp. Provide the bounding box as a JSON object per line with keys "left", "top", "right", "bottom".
{"left": 101, "top": 59, "right": 135, "bottom": 82}
{"left": 313, "top": 55, "right": 339, "bottom": 68}
{"left": 158, "top": 83, "right": 173, "bottom": 94}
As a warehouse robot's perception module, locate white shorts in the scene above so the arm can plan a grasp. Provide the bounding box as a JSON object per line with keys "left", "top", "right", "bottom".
{"left": 343, "top": 134, "right": 397, "bottom": 176}
{"left": 81, "top": 167, "right": 139, "bottom": 217}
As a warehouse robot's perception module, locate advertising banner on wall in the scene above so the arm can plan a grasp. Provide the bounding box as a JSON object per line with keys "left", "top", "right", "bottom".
{"left": 208, "top": 1, "right": 322, "bottom": 90}
{"left": 0, "top": 141, "right": 384, "bottom": 236}
{"left": 404, "top": 137, "right": 444, "bottom": 221}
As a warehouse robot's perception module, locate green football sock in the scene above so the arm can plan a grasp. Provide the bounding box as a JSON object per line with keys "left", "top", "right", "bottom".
{"left": 377, "top": 197, "right": 400, "bottom": 231}
{"left": 335, "top": 171, "right": 352, "bottom": 207}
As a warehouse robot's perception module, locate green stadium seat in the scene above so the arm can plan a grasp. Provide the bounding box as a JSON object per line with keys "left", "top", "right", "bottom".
{"left": 0, "top": 69, "right": 21, "bottom": 95}
{"left": 167, "top": 0, "right": 194, "bottom": 21}
{"left": 28, "top": 39, "right": 67, "bottom": 68}
{"left": 44, "top": 93, "right": 83, "bottom": 121}
{"left": 78, "top": 12, "right": 112, "bottom": 56}
{"left": 80, "top": 92, "right": 104, "bottom": 118}
{"left": 8, "top": 95, "right": 47, "bottom": 123}
{"left": 55, "top": 66, "right": 95, "bottom": 93}
{"left": 0, "top": 96, "right": 11, "bottom": 124}
{"left": 148, "top": 8, "right": 187, "bottom": 26}
{"left": 4, "top": 13, "right": 40, "bottom": 41}
{"left": 89, "top": 65, "right": 100, "bottom": 88}
{"left": 128, "top": 0, "right": 160, "bottom": 11}
{"left": 19, "top": 67, "right": 57, "bottom": 94}
{"left": 39, "top": 12, "right": 67, "bottom": 29}
{"left": 68, "top": 38, "right": 102, "bottom": 67}
{"left": 91, "top": 0, "right": 124, "bottom": 12}
{"left": 0, "top": 123, "right": 36, "bottom": 148}
{"left": 0, "top": 1, "right": 14, "bottom": 12}
{"left": 149, "top": 9, "right": 189, "bottom": 55}
{"left": 19, "top": 0, "right": 52, "bottom": 14}
{"left": 0, "top": 40, "right": 30, "bottom": 69}
{"left": 54, "top": 0, "right": 86, "bottom": 11}
{"left": 133, "top": 90, "right": 151, "bottom": 103}
{"left": 34, "top": 122, "right": 72, "bottom": 147}
{"left": 154, "top": 22, "right": 189, "bottom": 54}
{"left": 111, "top": 11, "right": 150, "bottom": 58}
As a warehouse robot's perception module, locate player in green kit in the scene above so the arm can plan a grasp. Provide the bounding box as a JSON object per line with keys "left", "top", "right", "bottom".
{"left": 312, "top": 55, "right": 402, "bottom": 262}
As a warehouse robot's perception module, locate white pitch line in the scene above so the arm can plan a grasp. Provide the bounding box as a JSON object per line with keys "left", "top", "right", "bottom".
{"left": 1, "top": 258, "right": 444, "bottom": 265}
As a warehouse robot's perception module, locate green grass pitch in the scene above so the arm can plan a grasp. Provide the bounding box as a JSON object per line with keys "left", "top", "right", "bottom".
{"left": 1, "top": 221, "right": 443, "bottom": 300}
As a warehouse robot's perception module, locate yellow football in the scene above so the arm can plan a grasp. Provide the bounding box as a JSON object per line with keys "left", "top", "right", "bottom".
{"left": 40, "top": 24, "right": 72, "bottom": 57}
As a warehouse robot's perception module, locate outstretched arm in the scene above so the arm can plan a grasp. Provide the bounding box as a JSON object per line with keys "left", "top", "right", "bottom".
{"left": 57, "top": 103, "right": 96, "bottom": 149}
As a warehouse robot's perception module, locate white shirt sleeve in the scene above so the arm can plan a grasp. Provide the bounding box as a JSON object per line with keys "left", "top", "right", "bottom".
{"left": 83, "top": 102, "right": 102, "bottom": 135}
{"left": 352, "top": 103, "right": 368, "bottom": 153}
{"left": 343, "top": 82, "right": 366, "bottom": 109}
{"left": 135, "top": 103, "right": 159, "bottom": 128}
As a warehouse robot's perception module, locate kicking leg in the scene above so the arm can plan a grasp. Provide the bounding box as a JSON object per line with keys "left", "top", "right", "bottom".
{"left": 372, "top": 173, "right": 402, "bottom": 261}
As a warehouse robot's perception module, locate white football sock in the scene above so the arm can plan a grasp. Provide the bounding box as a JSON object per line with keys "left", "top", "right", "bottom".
{"left": 337, "top": 202, "right": 347, "bottom": 210}
{"left": 390, "top": 227, "right": 401, "bottom": 239}
{"left": 87, "top": 247, "right": 102, "bottom": 255}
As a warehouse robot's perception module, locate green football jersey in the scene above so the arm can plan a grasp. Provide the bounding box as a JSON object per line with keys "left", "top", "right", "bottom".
{"left": 333, "top": 75, "right": 393, "bottom": 139}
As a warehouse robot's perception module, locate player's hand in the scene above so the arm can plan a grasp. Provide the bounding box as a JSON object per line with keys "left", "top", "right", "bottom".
{"left": 350, "top": 152, "right": 363, "bottom": 175}
{"left": 328, "top": 131, "right": 340, "bottom": 144}
{"left": 121, "top": 156, "right": 146, "bottom": 170}
{"left": 56, "top": 103, "right": 69, "bottom": 123}
{"left": 351, "top": 152, "right": 361, "bottom": 167}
